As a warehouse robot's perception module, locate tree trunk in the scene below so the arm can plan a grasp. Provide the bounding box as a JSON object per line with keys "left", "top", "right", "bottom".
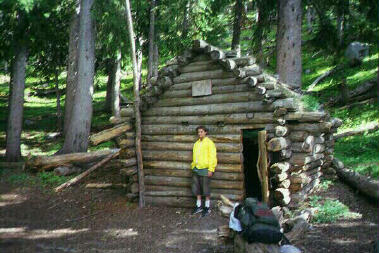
{"left": 182, "top": 0, "right": 192, "bottom": 39}
{"left": 61, "top": 0, "right": 95, "bottom": 153}
{"left": 153, "top": 35, "right": 159, "bottom": 77}
{"left": 276, "top": 0, "right": 302, "bottom": 88}
{"left": 147, "top": 0, "right": 156, "bottom": 88}
{"left": 105, "top": 58, "right": 114, "bottom": 112}
{"left": 55, "top": 70, "right": 62, "bottom": 132}
{"left": 112, "top": 50, "right": 121, "bottom": 118}
{"left": 64, "top": 2, "right": 80, "bottom": 136}
{"left": 231, "top": 0, "right": 243, "bottom": 57}
{"left": 6, "top": 45, "right": 28, "bottom": 162}
{"left": 305, "top": 6, "right": 315, "bottom": 33}
{"left": 125, "top": 0, "right": 145, "bottom": 208}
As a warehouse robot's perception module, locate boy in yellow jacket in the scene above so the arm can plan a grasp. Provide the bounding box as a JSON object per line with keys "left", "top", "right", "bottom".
{"left": 191, "top": 126, "right": 217, "bottom": 216}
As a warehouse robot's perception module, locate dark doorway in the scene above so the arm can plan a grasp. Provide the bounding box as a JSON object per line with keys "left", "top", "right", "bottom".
{"left": 242, "top": 129, "right": 262, "bottom": 200}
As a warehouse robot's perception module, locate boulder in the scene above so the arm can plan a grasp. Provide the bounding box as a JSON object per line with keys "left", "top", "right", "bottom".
{"left": 345, "top": 42, "right": 369, "bottom": 65}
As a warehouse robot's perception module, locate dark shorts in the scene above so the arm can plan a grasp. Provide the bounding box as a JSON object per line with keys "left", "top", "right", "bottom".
{"left": 192, "top": 172, "right": 211, "bottom": 197}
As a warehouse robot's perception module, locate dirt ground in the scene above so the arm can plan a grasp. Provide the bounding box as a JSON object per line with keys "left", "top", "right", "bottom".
{"left": 0, "top": 169, "right": 378, "bottom": 253}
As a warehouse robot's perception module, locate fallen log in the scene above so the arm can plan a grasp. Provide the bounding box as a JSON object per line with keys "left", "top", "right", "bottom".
{"left": 54, "top": 151, "right": 120, "bottom": 192}
{"left": 85, "top": 183, "right": 127, "bottom": 189}
{"left": 26, "top": 149, "right": 120, "bottom": 171}
{"left": 89, "top": 123, "right": 133, "bottom": 146}
{"left": 333, "top": 158, "right": 379, "bottom": 199}
{"left": 334, "top": 122, "right": 379, "bottom": 139}
{"left": 307, "top": 66, "right": 340, "bottom": 92}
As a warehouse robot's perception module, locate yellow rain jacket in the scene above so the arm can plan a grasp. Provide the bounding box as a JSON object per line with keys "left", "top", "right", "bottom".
{"left": 191, "top": 137, "right": 217, "bottom": 172}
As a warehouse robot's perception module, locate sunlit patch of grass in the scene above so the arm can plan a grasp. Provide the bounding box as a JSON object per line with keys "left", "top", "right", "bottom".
{"left": 335, "top": 131, "right": 379, "bottom": 179}
{"left": 89, "top": 140, "right": 116, "bottom": 151}
{"left": 331, "top": 103, "right": 378, "bottom": 130}
{"left": 309, "top": 196, "right": 362, "bottom": 223}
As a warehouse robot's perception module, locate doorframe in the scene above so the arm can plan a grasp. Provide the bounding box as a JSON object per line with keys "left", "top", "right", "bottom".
{"left": 240, "top": 128, "right": 270, "bottom": 204}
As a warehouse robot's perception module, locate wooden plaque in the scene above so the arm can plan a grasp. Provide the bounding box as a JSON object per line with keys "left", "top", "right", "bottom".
{"left": 192, "top": 80, "right": 212, "bottom": 97}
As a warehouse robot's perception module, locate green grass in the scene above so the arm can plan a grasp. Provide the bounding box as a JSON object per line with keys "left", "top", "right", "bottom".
{"left": 0, "top": 71, "right": 135, "bottom": 158}
{"left": 309, "top": 196, "right": 361, "bottom": 223}
{"left": 301, "top": 44, "right": 379, "bottom": 178}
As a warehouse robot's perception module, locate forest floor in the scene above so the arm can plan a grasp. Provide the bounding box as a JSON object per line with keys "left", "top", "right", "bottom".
{"left": 0, "top": 166, "right": 377, "bottom": 253}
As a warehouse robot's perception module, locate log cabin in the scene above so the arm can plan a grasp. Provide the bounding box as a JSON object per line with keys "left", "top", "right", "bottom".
{"left": 112, "top": 40, "right": 340, "bottom": 208}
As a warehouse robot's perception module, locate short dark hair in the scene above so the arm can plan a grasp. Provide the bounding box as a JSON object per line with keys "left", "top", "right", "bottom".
{"left": 196, "top": 125, "right": 208, "bottom": 134}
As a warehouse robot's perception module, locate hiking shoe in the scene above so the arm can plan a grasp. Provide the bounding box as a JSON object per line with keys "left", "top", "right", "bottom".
{"left": 192, "top": 206, "right": 203, "bottom": 215}
{"left": 202, "top": 207, "right": 211, "bottom": 217}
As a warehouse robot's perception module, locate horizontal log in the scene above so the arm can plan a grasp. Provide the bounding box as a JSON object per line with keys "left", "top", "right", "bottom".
{"left": 145, "top": 190, "right": 241, "bottom": 202}
{"left": 144, "top": 161, "right": 242, "bottom": 173}
{"left": 156, "top": 92, "right": 261, "bottom": 107}
{"left": 145, "top": 175, "right": 243, "bottom": 190}
{"left": 162, "top": 84, "right": 250, "bottom": 98}
{"left": 145, "top": 184, "right": 243, "bottom": 196}
{"left": 290, "top": 153, "right": 324, "bottom": 166}
{"left": 270, "top": 162, "right": 291, "bottom": 174}
{"left": 334, "top": 122, "right": 379, "bottom": 139}
{"left": 275, "top": 126, "right": 289, "bottom": 137}
{"left": 141, "top": 134, "right": 240, "bottom": 143}
{"left": 289, "top": 123, "right": 333, "bottom": 133}
{"left": 120, "top": 166, "right": 137, "bottom": 176}
{"left": 230, "top": 57, "right": 256, "bottom": 67}
{"left": 274, "top": 188, "right": 291, "bottom": 205}
{"left": 303, "top": 159, "right": 324, "bottom": 171}
{"left": 193, "top": 39, "right": 209, "bottom": 50}
{"left": 234, "top": 65, "right": 262, "bottom": 77}
{"left": 85, "top": 183, "right": 127, "bottom": 189}
{"left": 179, "top": 63, "right": 221, "bottom": 73}
{"left": 288, "top": 131, "right": 309, "bottom": 142}
{"left": 144, "top": 100, "right": 296, "bottom": 117}
{"left": 302, "top": 136, "right": 315, "bottom": 153}
{"left": 284, "top": 112, "right": 327, "bottom": 122}
{"left": 267, "top": 137, "right": 290, "bottom": 151}
{"left": 280, "top": 149, "right": 292, "bottom": 159}
{"left": 173, "top": 69, "right": 234, "bottom": 83}
{"left": 333, "top": 158, "right": 379, "bottom": 199}
{"left": 292, "top": 142, "right": 308, "bottom": 153}
{"left": 141, "top": 124, "right": 266, "bottom": 135}
{"left": 141, "top": 141, "right": 241, "bottom": 153}
{"left": 142, "top": 113, "right": 276, "bottom": 125}
{"left": 120, "top": 107, "right": 134, "bottom": 117}
{"left": 171, "top": 78, "right": 238, "bottom": 90}
{"left": 218, "top": 58, "right": 237, "bottom": 71}
{"left": 278, "top": 179, "right": 291, "bottom": 189}
{"left": 89, "top": 123, "right": 133, "bottom": 146}
{"left": 210, "top": 49, "right": 226, "bottom": 60}
{"left": 313, "top": 144, "right": 325, "bottom": 153}
{"left": 104, "top": 158, "right": 136, "bottom": 169}
{"left": 144, "top": 168, "right": 243, "bottom": 181}
{"left": 119, "top": 149, "right": 136, "bottom": 159}
{"left": 272, "top": 172, "right": 288, "bottom": 182}
{"left": 26, "top": 149, "right": 120, "bottom": 171}
{"left": 142, "top": 150, "right": 241, "bottom": 164}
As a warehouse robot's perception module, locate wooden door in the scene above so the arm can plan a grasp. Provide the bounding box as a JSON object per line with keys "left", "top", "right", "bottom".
{"left": 256, "top": 130, "right": 269, "bottom": 204}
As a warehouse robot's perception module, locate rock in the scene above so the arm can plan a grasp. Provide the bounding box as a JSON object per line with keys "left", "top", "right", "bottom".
{"left": 280, "top": 245, "right": 302, "bottom": 253}
{"left": 24, "top": 119, "right": 35, "bottom": 126}
{"left": 345, "top": 42, "right": 369, "bottom": 65}
{"left": 54, "top": 166, "right": 82, "bottom": 176}
{"left": 46, "top": 132, "right": 61, "bottom": 140}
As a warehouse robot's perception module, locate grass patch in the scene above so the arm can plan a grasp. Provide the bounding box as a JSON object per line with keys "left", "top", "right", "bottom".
{"left": 37, "top": 171, "right": 72, "bottom": 187}
{"left": 318, "top": 179, "right": 334, "bottom": 191}
{"left": 334, "top": 131, "right": 379, "bottom": 178}
{"left": 309, "top": 196, "right": 361, "bottom": 223}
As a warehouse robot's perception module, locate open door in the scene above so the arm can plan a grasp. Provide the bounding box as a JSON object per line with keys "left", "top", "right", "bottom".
{"left": 257, "top": 130, "right": 270, "bottom": 204}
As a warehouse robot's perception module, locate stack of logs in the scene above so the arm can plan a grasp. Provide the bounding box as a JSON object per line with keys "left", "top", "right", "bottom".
{"left": 267, "top": 117, "right": 342, "bottom": 207}
{"left": 107, "top": 39, "right": 341, "bottom": 207}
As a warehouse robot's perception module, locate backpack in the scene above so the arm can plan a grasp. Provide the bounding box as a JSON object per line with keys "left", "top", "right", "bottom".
{"left": 235, "top": 197, "right": 283, "bottom": 244}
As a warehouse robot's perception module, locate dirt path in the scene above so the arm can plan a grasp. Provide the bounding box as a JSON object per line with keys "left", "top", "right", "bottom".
{"left": 298, "top": 181, "right": 378, "bottom": 253}
{"left": 0, "top": 172, "right": 377, "bottom": 253}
